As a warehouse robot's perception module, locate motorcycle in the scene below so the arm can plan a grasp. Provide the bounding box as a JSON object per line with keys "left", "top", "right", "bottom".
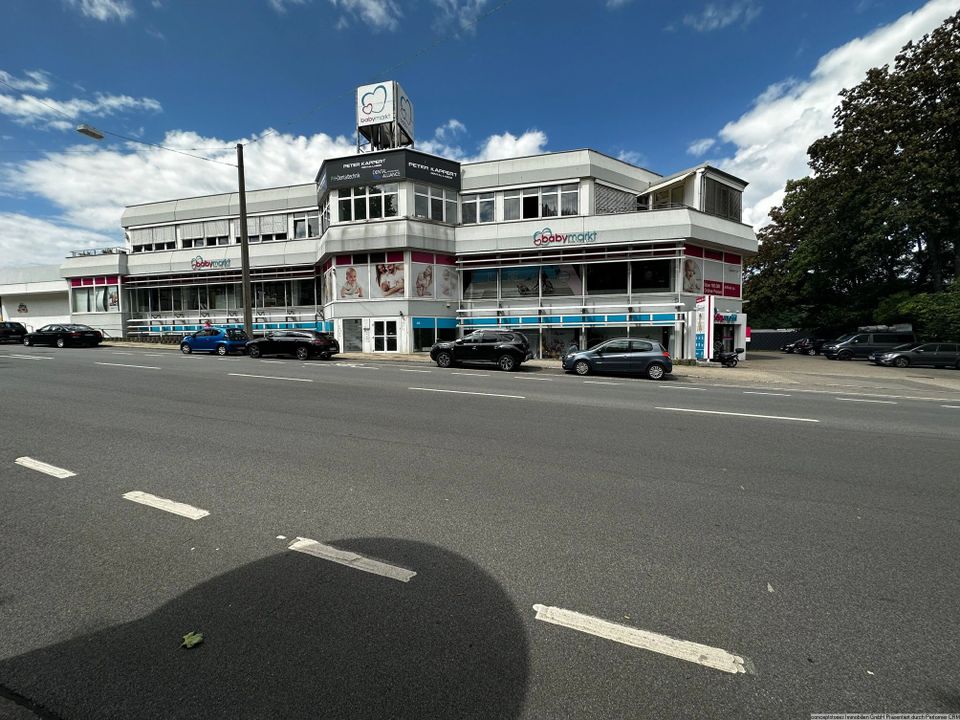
{"left": 712, "top": 348, "right": 744, "bottom": 368}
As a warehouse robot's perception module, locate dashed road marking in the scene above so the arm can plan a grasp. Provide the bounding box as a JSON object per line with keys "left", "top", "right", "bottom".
{"left": 941, "top": 405, "right": 960, "bottom": 409}
{"left": 122, "top": 491, "right": 209, "bottom": 520}
{"left": 656, "top": 407, "right": 819, "bottom": 423}
{"left": 15, "top": 457, "right": 76, "bottom": 478}
{"left": 532, "top": 604, "right": 753, "bottom": 675}
{"left": 3, "top": 354, "right": 54, "bottom": 360}
{"left": 228, "top": 373, "right": 313, "bottom": 383}
{"left": 94, "top": 362, "right": 161, "bottom": 370}
{"left": 451, "top": 372, "right": 490, "bottom": 377}
{"left": 837, "top": 398, "right": 897, "bottom": 405}
{"left": 289, "top": 537, "right": 416, "bottom": 582}
{"left": 409, "top": 387, "right": 525, "bottom": 399}
{"left": 583, "top": 380, "right": 622, "bottom": 385}
{"left": 743, "top": 391, "right": 791, "bottom": 397}
{"left": 396, "top": 368, "right": 432, "bottom": 373}
{"left": 514, "top": 376, "right": 554, "bottom": 381}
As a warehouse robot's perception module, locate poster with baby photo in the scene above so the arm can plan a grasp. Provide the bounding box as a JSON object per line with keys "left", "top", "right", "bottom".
{"left": 338, "top": 265, "right": 367, "bottom": 300}
{"left": 436, "top": 265, "right": 459, "bottom": 300}
{"left": 681, "top": 257, "right": 704, "bottom": 294}
{"left": 412, "top": 263, "right": 434, "bottom": 298}
{"left": 371, "top": 262, "right": 405, "bottom": 298}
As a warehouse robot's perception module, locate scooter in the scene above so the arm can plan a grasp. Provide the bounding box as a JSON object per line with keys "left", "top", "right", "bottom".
{"left": 712, "top": 348, "right": 744, "bottom": 368}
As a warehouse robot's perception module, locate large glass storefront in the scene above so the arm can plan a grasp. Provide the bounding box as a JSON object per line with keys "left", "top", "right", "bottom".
{"left": 127, "top": 279, "right": 318, "bottom": 314}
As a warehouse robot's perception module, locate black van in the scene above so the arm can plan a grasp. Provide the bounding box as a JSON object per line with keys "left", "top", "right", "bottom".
{"left": 821, "top": 331, "right": 918, "bottom": 360}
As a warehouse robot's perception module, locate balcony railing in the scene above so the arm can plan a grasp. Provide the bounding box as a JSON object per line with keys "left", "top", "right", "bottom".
{"left": 125, "top": 308, "right": 328, "bottom": 338}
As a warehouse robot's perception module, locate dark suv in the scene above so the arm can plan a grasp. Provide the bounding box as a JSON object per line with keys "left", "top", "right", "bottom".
{"left": 431, "top": 330, "right": 533, "bottom": 371}
{"left": 0, "top": 321, "right": 27, "bottom": 344}
{"left": 246, "top": 330, "right": 340, "bottom": 360}
{"left": 822, "top": 331, "right": 917, "bottom": 360}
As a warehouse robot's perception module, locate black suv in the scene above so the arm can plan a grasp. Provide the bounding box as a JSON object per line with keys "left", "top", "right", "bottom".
{"left": 0, "top": 321, "right": 27, "bottom": 344}
{"left": 430, "top": 330, "right": 533, "bottom": 371}
{"left": 246, "top": 330, "right": 340, "bottom": 360}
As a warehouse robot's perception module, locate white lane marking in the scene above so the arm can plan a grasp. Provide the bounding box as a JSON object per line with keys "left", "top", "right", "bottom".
{"left": 656, "top": 407, "right": 819, "bottom": 423}
{"left": 288, "top": 537, "right": 416, "bottom": 582}
{"left": 743, "top": 391, "right": 792, "bottom": 397}
{"left": 451, "top": 371, "right": 490, "bottom": 377}
{"left": 396, "top": 368, "right": 432, "bottom": 373}
{"left": 659, "top": 385, "right": 705, "bottom": 390}
{"left": 122, "top": 491, "right": 209, "bottom": 520}
{"left": 94, "top": 362, "right": 161, "bottom": 370}
{"left": 583, "top": 380, "right": 622, "bottom": 385}
{"left": 15, "top": 457, "right": 76, "bottom": 478}
{"left": 837, "top": 398, "right": 897, "bottom": 405}
{"left": 532, "top": 604, "right": 752, "bottom": 675}
{"left": 110, "top": 351, "right": 137, "bottom": 355}
{"left": 228, "top": 373, "right": 313, "bottom": 383}
{"left": 2, "top": 354, "right": 54, "bottom": 360}
{"left": 141, "top": 353, "right": 170, "bottom": 357}
{"left": 409, "top": 387, "right": 525, "bottom": 399}
{"left": 514, "top": 376, "right": 554, "bottom": 381}
{"left": 941, "top": 405, "right": 960, "bottom": 409}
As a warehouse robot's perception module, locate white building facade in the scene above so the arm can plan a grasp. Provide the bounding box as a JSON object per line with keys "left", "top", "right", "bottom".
{"left": 1, "top": 148, "right": 756, "bottom": 358}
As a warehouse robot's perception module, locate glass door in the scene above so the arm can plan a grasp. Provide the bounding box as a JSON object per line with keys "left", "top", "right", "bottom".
{"left": 342, "top": 319, "right": 362, "bottom": 352}
{"left": 373, "top": 320, "right": 398, "bottom": 352}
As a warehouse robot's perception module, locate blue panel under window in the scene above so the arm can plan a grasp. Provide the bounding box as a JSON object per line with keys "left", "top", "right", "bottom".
{"left": 149, "top": 326, "right": 160, "bottom": 333}
{"left": 436, "top": 317, "right": 458, "bottom": 329}
{"left": 652, "top": 313, "right": 675, "bottom": 322}
{"left": 607, "top": 314, "right": 627, "bottom": 323}
{"left": 473, "top": 317, "right": 498, "bottom": 326}
{"left": 542, "top": 316, "right": 560, "bottom": 324}
{"left": 585, "top": 315, "right": 604, "bottom": 323}
{"left": 631, "top": 314, "right": 650, "bottom": 322}
{"left": 412, "top": 317, "right": 433, "bottom": 329}
{"left": 520, "top": 316, "right": 540, "bottom": 324}
{"left": 561, "top": 315, "right": 582, "bottom": 323}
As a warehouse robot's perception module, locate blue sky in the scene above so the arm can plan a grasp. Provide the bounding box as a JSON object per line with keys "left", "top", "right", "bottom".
{"left": 1, "top": 0, "right": 958, "bottom": 266}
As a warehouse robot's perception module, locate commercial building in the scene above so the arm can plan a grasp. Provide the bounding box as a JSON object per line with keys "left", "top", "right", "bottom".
{"left": 0, "top": 83, "right": 756, "bottom": 359}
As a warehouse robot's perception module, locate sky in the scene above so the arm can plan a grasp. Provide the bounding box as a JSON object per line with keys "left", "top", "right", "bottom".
{"left": 1, "top": 0, "right": 958, "bottom": 267}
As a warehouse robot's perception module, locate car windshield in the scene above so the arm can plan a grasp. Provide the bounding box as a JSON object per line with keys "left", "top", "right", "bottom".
{"left": 832, "top": 334, "right": 855, "bottom": 343}
{"left": 227, "top": 330, "right": 248, "bottom": 339}
{"left": 63, "top": 324, "right": 93, "bottom": 330}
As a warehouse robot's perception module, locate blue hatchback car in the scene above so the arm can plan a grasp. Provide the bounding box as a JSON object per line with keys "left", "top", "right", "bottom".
{"left": 562, "top": 338, "right": 673, "bottom": 380}
{"left": 180, "top": 327, "right": 249, "bottom": 356}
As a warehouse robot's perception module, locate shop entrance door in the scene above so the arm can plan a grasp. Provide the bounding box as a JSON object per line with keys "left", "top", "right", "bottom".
{"left": 373, "top": 319, "right": 398, "bottom": 352}
{"left": 342, "top": 319, "right": 362, "bottom": 352}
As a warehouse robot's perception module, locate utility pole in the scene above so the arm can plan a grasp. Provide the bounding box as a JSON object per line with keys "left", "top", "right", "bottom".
{"left": 237, "top": 143, "right": 253, "bottom": 339}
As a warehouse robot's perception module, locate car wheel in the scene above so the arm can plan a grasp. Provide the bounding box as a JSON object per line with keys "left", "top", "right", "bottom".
{"left": 574, "top": 360, "right": 591, "bottom": 376}
{"left": 646, "top": 362, "right": 666, "bottom": 380}
{"left": 216, "top": 344, "right": 228, "bottom": 356}
{"left": 56, "top": 337, "right": 66, "bottom": 349}
{"left": 295, "top": 346, "right": 310, "bottom": 361}
{"left": 23, "top": 336, "right": 31, "bottom": 346}
{"left": 248, "top": 345, "right": 261, "bottom": 358}
{"left": 838, "top": 351, "right": 853, "bottom": 361}
{"left": 320, "top": 351, "right": 331, "bottom": 360}
{"left": 436, "top": 351, "right": 453, "bottom": 368}
{"left": 498, "top": 354, "right": 517, "bottom": 372}
{"left": 893, "top": 357, "right": 909, "bottom": 368}
{"left": 180, "top": 343, "right": 192, "bottom": 354}
{"left": 806, "top": 348, "right": 817, "bottom": 356}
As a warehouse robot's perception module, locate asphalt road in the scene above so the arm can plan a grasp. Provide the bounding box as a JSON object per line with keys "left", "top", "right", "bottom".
{"left": 1, "top": 345, "right": 959, "bottom": 719}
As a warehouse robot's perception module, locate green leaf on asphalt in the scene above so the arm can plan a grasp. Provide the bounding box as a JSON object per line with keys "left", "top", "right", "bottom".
{"left": 181, "top": 631, "right": 204, "bottom": 648}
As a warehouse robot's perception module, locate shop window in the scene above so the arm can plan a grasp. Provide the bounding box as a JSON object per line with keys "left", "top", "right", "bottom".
{"left": 631, "top": 260, "right": 673, "bottom": 293}
{"left": 503, "top": 190, "right": 521, "bottom": 220}
{"left": 72, "top": 288, "right": 90, "bottom": 312}
{"left": 461, "top": 193, "right": 494, "bottom": 225}
{"left": 294, "top": 279, "right": 315, "bottom": 306}
{"left": 437, "top": 326, "right": 457, "bottom": 343}
{"left": 585, "top": 262, "right": 627, "bottom": 295}
{"left": 501, "top": 267, "right": 539, "bottom": 298}
{"left": 413, "top": 326, "right": 436, "bottom": 352}
{"left": 463, "top": 269, "right": 498, "bottom": 299}
{"left": 561, "top": 184, "right": 579, "bottom": 216}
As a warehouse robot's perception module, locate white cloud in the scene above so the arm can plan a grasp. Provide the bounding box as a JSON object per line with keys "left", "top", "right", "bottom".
{"left": 329, "top": 0, "right": 401, "bottom": 31}
{"left": 683, "top": 1, "right": 761, "bottom": 32}
{"left": 431, "top": 0, "right": 489, "bottom": 33}
{"left": 606, "top": 0, "right": 634, "bottom": 8}
{"left": 64, "top": 0, "right": 134, "bottom": 22}
{"left": 0, "top": 91, "right": 162, "bottom": 130}
{"left": 0, "top": 129, "right": 356, "bottom": 265}
{"left": 418, "top": 120, "right": 547, "bottom": 162}
{"left": 268, "top": 0, "right": 310, "bottom": 13}
{"left": 713, "top": 0, "right": 960, "bottom": 227}
{"left": 616, "top": 150, "right": 646, "bottom": 166}
{"left": 0, "top": 212, "right": 117, "bottom": 267}
{"left": 687, "top": 137, "right": 716, "bottom": 157}
{"left": 0, "top": 70, "right": 52, "bottom": 93}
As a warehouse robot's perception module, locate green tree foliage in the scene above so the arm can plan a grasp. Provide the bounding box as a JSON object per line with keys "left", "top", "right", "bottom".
{"left": 745, "top": 11, "right": 960, "bottom": 335}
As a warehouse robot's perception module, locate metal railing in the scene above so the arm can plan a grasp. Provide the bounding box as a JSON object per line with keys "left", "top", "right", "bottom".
{"left": 125, "top": 309, "right": 327, "bottom": 339}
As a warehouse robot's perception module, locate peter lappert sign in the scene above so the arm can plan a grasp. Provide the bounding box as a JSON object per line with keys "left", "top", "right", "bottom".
{"left": 319, "top": 150, "right": 461, "bottom": 192}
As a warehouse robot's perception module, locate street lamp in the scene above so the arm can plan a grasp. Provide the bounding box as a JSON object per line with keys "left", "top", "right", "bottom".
{"left": 76, "top": 124, "right": 254, "bottom": 340}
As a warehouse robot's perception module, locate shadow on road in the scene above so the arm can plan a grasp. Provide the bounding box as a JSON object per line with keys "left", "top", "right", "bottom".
{"left": 0, "top": 538, "right": 529, "bottom": 720}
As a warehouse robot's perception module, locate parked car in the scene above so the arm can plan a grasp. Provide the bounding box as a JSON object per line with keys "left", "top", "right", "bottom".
{"left": 23, "top": 323, "right": 102, "bottom": 348}
{"left": 180, "top": 327, "right": 249, "bottom": 355}
{"left": 868, "top": 343, "right": 916, "bottom": 365}
{"left": 0, "top": 321, "right": 27, "bottom": 344}
{"left": 562, "top": 338, "right": 673, "bottom": 380}
{"left": 793, "top": 337, "right": 828, "bottom": 355}
{"left": 245, "top": 330, "right": 339, "bottom": 360}
{"left": 821, "top": 331, "right": 918, "bottom": 360}
{"left": 871, "top": 342, "right": 960, "bottom": 369}
{"left": 430, "top": 330, "right": 532, "bottom": 371}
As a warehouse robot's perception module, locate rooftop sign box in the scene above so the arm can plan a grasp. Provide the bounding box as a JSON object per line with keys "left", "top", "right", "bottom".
{"left": 356, "top": 81, "right": 414, "bottom": 150}
{"left": 318, "top": 149, "right": 460, "bottom": 193}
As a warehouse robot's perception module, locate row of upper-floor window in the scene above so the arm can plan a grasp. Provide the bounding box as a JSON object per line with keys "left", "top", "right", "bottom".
{"left": 128, "top": 211, "right": 321, "bottom": 253}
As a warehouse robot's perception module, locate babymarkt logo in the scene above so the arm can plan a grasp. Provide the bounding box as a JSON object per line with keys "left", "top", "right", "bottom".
{"left": 532, "top": 227, "right": 599, "bottom": 247}
{"left": 360, "top": 84, "right": 388, "bottom": 116}
{"left": 191, "top": 256, "right": 231, "bottom": 271}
